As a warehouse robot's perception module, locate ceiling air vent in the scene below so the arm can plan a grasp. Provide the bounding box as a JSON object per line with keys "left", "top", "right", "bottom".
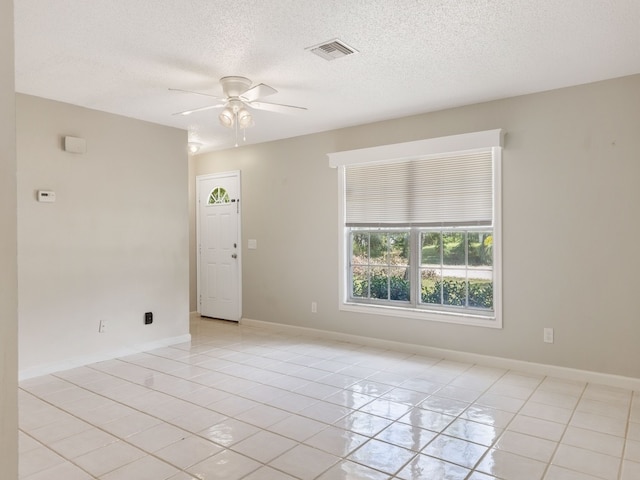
{"left": 307, "top": 39, "right": 358, "bottom": 61}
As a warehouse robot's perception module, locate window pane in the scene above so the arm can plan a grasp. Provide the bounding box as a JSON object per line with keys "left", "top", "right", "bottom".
{"left": 468, "top": 232, "right": 492, "bottom": 267}
{"left": 420, "top": 268, "right": 441, "bottom": 305}
{"left": 369, "top": 233, "right": 389, "bottom": 264}
{"left": 389, "top": 267, "right": 409, "bottom": 301}
{"left": 443, "top": 232, "right": 465, "bottom": 266}
{"left": 442, "top": 276, "right": 466, "bottom": 306}
{"left": 369, "top": 267, "right": 388, "bottom": 299}
{"left": 352, "top": 232, "right": 369, "bottom": 265}
{"left": 389, "top": 232, "right": 409, "bottom": 265}
{"left": 420, "top": 269, "right": 442, "bottom": 305}
{"left": 421, "top": 232, "right": 441, "bottom": 265}
{"left": 351, "top": 267, "right": 369, "bottom": 298}
{"left": 468, "top": 272, "right": 493, "bottom": 309}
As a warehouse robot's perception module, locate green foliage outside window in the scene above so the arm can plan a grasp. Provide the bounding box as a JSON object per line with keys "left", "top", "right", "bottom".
{"left": 422, "top": 277, "right": 493, "bottom": 309}
{"left": 353, "top": 273, "right": 410, "bottom": 301}
{"left": 352, "top": 273, "right": 493, "bottom": 309}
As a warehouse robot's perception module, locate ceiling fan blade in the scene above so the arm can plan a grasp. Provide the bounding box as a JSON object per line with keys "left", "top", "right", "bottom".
{"left": 168, "top": 87, "right": 223, "bottom": 100}
{"left": 249, "top": 100, "right": 307, "bottom": 114}
{"left": 172, "top": 103, "right": 225, "bottom": 116}
{"left": 240, "top": 83, "right": 277, "bottom": 102}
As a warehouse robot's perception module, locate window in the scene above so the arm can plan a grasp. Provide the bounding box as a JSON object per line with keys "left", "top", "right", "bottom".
{"left": 208, "top": 186, "right": 231, "bottom": 205}
{"left": 329, "top": 130, "right": 503, "bottom": 327}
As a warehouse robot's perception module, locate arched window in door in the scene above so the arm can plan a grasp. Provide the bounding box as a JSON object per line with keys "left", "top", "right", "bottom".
{"left": 208, "top": 187, "right": 231, "bottom": 205}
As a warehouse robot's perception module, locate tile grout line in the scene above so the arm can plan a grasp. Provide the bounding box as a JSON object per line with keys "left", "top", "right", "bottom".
{"left": 538, "top": 379, "right": 589, "bottom": 480}
{"left": 618, "top": 391, "right": 636, "bottom": 480}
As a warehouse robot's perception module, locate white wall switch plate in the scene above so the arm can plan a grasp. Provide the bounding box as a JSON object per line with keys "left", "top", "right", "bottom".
{"left": 543, "top": 327, "right": 554, "bottom": 343}
{"left": 248, "top": 239, "right": 257, "bottom": 249}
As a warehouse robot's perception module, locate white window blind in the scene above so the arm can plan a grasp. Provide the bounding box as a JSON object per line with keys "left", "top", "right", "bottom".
{"left": 345, "top": 151, "right": 493, "bottom": 227}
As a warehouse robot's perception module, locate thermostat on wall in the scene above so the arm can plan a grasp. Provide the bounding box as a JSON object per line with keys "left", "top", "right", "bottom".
{"left": 37, "top": 190, "right": 56, "bottom": 203}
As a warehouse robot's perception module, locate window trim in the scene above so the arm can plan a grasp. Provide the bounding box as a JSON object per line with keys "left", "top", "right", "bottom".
{"left": 329, "top": 130, "right": 503, "bottom": 328}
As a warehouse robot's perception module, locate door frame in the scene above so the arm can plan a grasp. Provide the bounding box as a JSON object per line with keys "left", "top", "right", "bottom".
{"left": 196, "top": 170, "right": 242, "bottom": 321}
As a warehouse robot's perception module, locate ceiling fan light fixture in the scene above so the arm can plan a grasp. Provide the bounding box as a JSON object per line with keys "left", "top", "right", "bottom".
{"left": 219, "top": 107, "right": 234, "bottom": 128}
{"left": 237, "top": 108, "right": 252, "bottom": 128}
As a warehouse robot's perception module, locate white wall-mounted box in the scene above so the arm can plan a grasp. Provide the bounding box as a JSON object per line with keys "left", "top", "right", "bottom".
{"left": 37, "top": 190, "right": 56, "bottom": 203}
{"left": 64, "top": 136, "right": 86, "bottom": 154}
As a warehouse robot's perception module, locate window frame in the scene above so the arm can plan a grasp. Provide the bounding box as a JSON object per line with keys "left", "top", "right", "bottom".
{"left": 329, "top": 130, "right": 503, "bottom": 328}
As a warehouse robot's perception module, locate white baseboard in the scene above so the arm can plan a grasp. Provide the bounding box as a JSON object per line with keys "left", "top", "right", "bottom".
{"left": 19, "top": 334, "right": 192, "bottom": 381}
{"left": 241, "top": 318, "right": 640, "bottom": 391}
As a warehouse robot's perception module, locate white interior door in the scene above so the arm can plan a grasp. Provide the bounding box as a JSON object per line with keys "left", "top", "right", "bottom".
{"left": 196, "top": 171, "right": 241, "bottom": 321}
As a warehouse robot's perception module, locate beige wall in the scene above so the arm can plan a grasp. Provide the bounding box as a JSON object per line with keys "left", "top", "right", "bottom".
{"left": 17, "top": 95, "right": 190, "bottom": 376}
{"left": 191, "top": 74, "right": 640, "bottom": 378}
{"left": 1, "top": 0, "right": 18, "bottom": 477}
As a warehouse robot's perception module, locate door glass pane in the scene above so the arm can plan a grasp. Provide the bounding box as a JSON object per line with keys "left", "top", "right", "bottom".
{"left": 208, "top": 187, "right": 231, "bottom": 204}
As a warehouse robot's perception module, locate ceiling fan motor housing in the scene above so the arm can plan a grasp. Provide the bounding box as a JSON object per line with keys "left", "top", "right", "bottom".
{"left": 221, "top": 76, "right": 252, "bottom": 98}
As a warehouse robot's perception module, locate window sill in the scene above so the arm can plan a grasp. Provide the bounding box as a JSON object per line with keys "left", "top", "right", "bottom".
{"left": 340, "top": 301, "right": 502, "bottom": 328}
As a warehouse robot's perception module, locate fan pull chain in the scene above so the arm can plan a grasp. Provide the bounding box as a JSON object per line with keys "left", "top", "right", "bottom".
{"left": 234, "top": 111, "right": 239, "bottom": 147}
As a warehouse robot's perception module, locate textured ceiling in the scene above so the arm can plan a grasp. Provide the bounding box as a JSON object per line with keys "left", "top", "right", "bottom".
{"left": 13, "top": 0, "right": 640, "bottom": 153}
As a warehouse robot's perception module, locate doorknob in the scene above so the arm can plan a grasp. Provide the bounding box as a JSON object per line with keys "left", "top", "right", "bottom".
{"left": 231, "top": 253, "right": 237, "bottom": 259}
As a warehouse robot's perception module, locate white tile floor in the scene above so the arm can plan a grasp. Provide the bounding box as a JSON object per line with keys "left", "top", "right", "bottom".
{"left": 18, "top": 316, "right": 640, "bottom": 479}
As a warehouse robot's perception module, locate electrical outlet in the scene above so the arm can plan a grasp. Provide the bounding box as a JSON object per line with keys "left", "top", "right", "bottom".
{"left": 98, "top": 320, "right": 107, "bottom": 333}
{"left": 543, "top": 327, "right": 554, "bottom": 343}
{"left": 311, "top": 302, "right": 317, "bottom": 313}
{"left": 144, "top": 312, "right": 153, "bottom": 325}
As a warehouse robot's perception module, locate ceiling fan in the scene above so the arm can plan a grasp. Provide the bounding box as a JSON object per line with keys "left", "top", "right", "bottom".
{"left": 171, "top": 76, "right": 307, "bottom": 131}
